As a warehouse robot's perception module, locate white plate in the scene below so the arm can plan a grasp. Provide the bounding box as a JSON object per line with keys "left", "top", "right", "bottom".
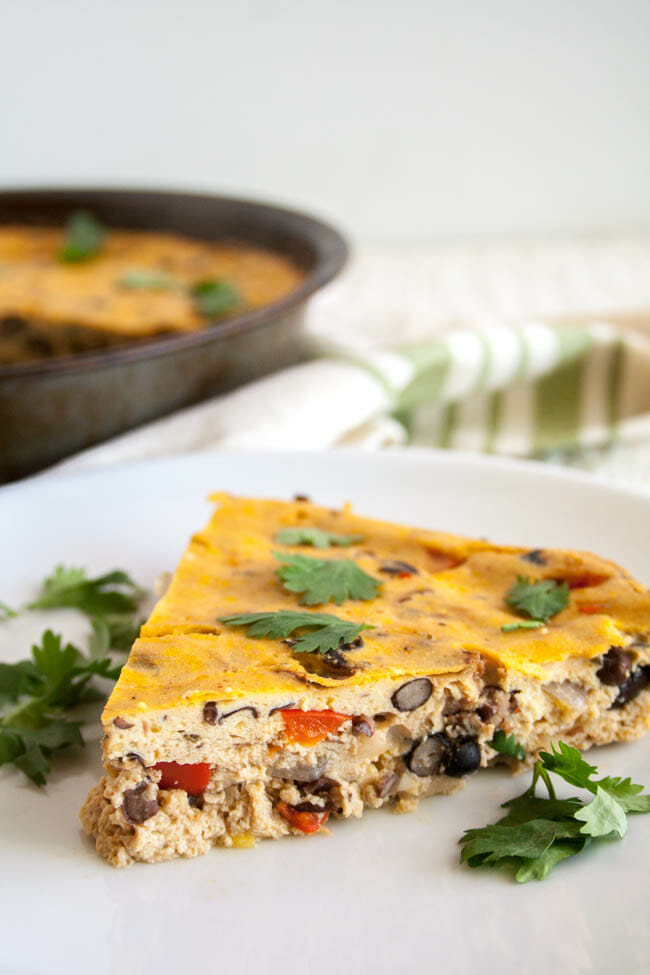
{"left": 2, "top": 449, "right": 650, "bottom": 975}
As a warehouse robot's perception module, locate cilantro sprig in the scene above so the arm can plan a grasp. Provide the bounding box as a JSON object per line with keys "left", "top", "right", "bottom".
{"left": 28, "top": 566, "right": 144, "bottom": 618}
{"left": 0, "top": 564, "right": 147, "bottom": 785}
{"left": 59, "top": 211, "right": 105, "bottom": 263}
{"left": 0, "top": 629, "right": 125, "bottom": 786}
{"left": 460, "top": 741, "right": 650, "bottom": 882}
{"left": 274, "top": 552, "right": 382, "bottom": 606}
{"left": 275, "top": 527, "right": 364, "bottom": 548}
{"left": 219, "top": 609, "right": 373, "bottom": 655}
{"left": 118, "top": 268, "right": 179, "bottom": 290}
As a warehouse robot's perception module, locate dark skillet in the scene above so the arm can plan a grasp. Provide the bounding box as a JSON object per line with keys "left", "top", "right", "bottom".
{"left": 0, "top": 188, "right": 347, "bottom": 482}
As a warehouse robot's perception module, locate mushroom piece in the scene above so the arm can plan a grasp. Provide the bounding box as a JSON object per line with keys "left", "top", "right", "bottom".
{"left": 269, "top": 755, "right": 329, "bottom": 782}
{"left": 406, "top": 733, "right": 449, "bottom": 777}
{"left": 391, "top": 677, "right": 433, "bottom": 712}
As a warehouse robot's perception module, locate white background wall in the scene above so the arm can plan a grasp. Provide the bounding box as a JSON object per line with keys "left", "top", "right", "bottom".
{"left": 2, "top": 0, "right": 649, "bottom": 242}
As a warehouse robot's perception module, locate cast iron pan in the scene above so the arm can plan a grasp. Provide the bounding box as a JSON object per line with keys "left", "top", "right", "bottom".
{"left": 0, "top": 188, "right": 347, "bottom": 482}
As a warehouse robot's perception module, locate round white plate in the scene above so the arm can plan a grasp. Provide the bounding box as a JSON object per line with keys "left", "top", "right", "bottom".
{"left": 1, "top": 449, "right": 650, "bottom": 975}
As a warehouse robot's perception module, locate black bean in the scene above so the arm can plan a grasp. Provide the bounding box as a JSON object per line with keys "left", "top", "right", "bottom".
{"left": 392, "top": 677, "right": 433, "bottom": 712}
{"left": 406, "top": 733, "right": 449, "bottom": 777}
{"left": 445, "top": 740, "right": 481, "bottom": 778}
{"left": 522, "top": 549, "right": 547, "bottom": 565}
{"left": 351, "top": 715, "right": 374, "bottom": 737}
{"left": 188, "top": 794, "right": 204, "bottom": 810}
{"left": 377, "top": 771, "right": 400, "bottom": 797}
{"left": 113, "top": 716, "right": 134, "bottom": 729}
{"left": 379, "top": 560, "right": 419, "bottom": 576}
{"left": 610, "top": 666, "right": 650, "bottom": 709}
{"left": 596, "top": 648, "right": 632, "bottom": 686}
{"left": 202, "top": 701, "right": 218, "bottom": 725}
{"left": 122, "top": 783, "right": 158, "bottom": 824}
{"left": 218, "top": 706, "right": 259, "bottom": 723}
{"left": 293, "top": 494, "right": 311, "bottom": 502}
{"left": 126, "top": 752, "right": 145, "bottom": 766}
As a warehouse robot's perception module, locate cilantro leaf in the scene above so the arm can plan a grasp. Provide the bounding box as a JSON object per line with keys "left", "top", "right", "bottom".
{"left": 274, "top": 552, "right": 382, "bottom": 606}
{"left": 505, "top": 576, "right": 569, "bottom": 622}
{"left": 219, "top": 610, "right": 373, "bottom": 655}
{"left": 575, "top": 786, "right": 628, "bottom": 839}
{"left": 274, "top": 527, "right": 364, "bottom": 548}
{"left": 460, "top": 818, "right": 584, "bottom": 866}
{"left": 59, "top": 211, "right": 105, "bottom": 263}
{"left": 538, "top": 741, "right": 597, "bottom": 790}
{"left": 489, "top": 730, "right": 526, "bottom": 761}
{"left": 0, "top": 600, "right": 17, "bottom": 621}
{"left": 118, "top": 269, "right": 179, "bottom": 290}
{"left": 191, "top": 279, "right": 242, "bottom": 319}
{"left": 28, "top": 566, "right": 144, "bottom": 617}
{"left": 515, "top": 837, "right": 590, "bottom": 883}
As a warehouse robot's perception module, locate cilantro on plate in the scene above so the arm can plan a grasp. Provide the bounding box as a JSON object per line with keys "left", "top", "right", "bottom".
{"left": 460, "top": 741, "right": 650, "bottom": 882}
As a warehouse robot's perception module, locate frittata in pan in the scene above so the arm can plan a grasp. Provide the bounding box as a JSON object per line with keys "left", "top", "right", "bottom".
{"left": 0, "top": 216, "right": 302, "bottom": 363}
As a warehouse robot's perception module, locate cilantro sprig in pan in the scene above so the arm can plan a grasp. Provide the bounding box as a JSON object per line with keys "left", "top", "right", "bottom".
{"left": 460, "top": 741, "right": 650, "bottom": 882}
{"left": 59, "top": 211, "right": 105, "bottom": 263}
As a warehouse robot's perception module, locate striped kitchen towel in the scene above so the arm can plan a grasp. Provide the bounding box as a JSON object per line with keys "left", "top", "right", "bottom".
{"left": 54, "top": 320, "right": 650, "bottom": 472}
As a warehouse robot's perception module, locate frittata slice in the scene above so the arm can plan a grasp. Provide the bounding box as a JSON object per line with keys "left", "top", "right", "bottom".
{"left": 81, "top": 495, "right": 650, "bottom": 867}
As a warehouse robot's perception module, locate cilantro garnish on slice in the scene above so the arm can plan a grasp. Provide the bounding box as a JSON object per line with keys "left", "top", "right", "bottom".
{"left": 274, "top": 552, "right": 382, "bottom": 606}
{"left": 219, "top": 610, "right": 373, "bottom": 655}
{"left": 59, "top": 211, "right": 105, "bottom": 263}
{"left": 28, "top": 566, "right": 144, "bottom": 618}
{"left": 274, "top": 527, "right": 364, "bottom": 548}
{"left": 501, "top": 620, "right": 545, "bottom": 633}
{"left": 489, "top": 730, "right": 526, "bottom": 761}
{"left": 505, "top": 576, "right": 569, "bottom": 622}
{"left": 191, "top": 279, "right": 242, "bottom": 319}
{"left": 459, "top": 740, "right": 650, "bottom": 882}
